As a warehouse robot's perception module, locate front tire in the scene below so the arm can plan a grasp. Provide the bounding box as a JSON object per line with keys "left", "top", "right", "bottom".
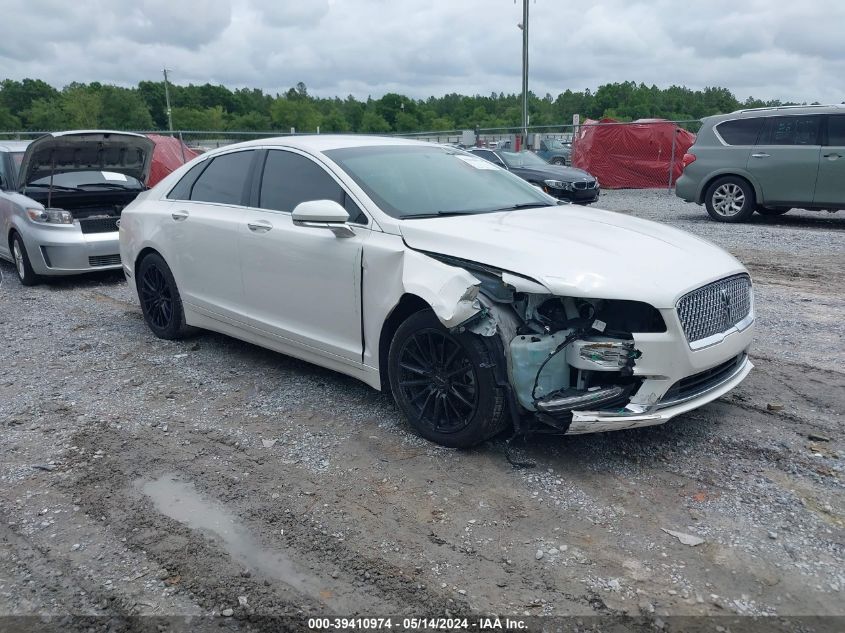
{"left": 705, "top": 176, "right": 756, "bottom": 222}
{"left": 388, "top": 310, "right": 508, "bottom": 448}
{"left": 550, "top": 156, "right": 568, "bottom": 166}
{"left": 11, "top": 233, "right": 41, "bottom": 286}
{"left": 137, "top": 252, "right": 193, "bottom": 340}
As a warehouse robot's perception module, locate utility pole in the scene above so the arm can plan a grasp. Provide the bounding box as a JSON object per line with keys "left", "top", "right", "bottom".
{"left": 163, "top": 68, "right": 174, "bottom": 132}
{"left": 520, "top": 0, "right": 529, "bottom": 147}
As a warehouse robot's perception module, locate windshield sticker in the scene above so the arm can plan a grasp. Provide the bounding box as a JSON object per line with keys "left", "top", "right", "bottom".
{"left": 102, "top": 171, "right": 128, "bottom": 181}
{"left": 455, "top": 155, "right": 498, "bottom": 170}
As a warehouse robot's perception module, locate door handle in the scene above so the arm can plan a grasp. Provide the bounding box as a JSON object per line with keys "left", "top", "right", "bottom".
{"left": 247, "top": 220, "right": 273, "bottom": 233}
{"left": 171, "top": 210, "right": 189, "bottom": 221}
{"left": 823, "top": 153, "right": 842, "bottom": 160}
{"left": 750, "top": 153, "right": 770, "bottom": 158}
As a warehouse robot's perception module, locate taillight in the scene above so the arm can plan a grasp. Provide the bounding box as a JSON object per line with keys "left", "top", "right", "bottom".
{"left": 681, "top": 153, "right": 697, "bottom": 169}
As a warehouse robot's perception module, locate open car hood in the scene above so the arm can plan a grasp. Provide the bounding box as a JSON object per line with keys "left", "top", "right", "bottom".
{"left": 19, "top": 131, "right": 155, "bottom": 186}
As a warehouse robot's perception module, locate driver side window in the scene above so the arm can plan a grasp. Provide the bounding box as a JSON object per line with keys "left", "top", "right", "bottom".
{"left": 259, "top": 150, "right": 368, "bottom": 224}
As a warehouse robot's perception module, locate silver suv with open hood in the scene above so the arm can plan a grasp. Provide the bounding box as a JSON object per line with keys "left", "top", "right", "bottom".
{"left": 0, "top": 131, "right": 154, "bottom": 285}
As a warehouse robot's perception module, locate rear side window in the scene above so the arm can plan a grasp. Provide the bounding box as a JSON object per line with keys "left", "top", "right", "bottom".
{"left": 827, "top": 115, "right": 845, "bottom": 146}
{"left": 168, "top": 161, "right": 207, "bottom": 200}
{"left": 259, "top": 150, "right": 367, "bottom": 224}
{"left": 190, "top": 150, "right": 254, "bottom": 204}
{"left": 763, "top": 116, "right": 821, "bottom": 146}
{"left": 716, "top": 119, "right": 763, "bottom": 145}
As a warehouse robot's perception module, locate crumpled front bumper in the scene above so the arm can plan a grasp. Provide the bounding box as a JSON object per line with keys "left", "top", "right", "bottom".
{"left": 566, "top": 353, "right": 752, "bottom": 434}
{"left": 558, "top": 301, "right": 755, "bottom": 434}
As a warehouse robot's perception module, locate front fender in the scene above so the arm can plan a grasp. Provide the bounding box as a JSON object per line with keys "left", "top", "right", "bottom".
{"left": 362, "top": 232, "right": 483, "bottom": 373}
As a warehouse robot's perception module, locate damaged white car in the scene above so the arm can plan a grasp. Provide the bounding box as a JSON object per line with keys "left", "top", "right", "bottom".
{"left": 119, "top": 136, "right": 754, "bottom": 447}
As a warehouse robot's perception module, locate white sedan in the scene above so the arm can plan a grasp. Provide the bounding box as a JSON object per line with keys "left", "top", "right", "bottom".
{"left": 119, "top": 136, "right": 754, "bottom": 447}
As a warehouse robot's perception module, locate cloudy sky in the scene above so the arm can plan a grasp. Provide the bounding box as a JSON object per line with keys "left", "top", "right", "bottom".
{"left": 1, "top": 0, "right": 842, "bottom": 103}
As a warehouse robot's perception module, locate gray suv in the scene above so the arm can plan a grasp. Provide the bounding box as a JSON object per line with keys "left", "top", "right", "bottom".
{"left": 675, "top": 105, "right": 844, "bottom": 222}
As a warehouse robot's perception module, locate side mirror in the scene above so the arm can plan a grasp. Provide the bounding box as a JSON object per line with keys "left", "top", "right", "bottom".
{"left": 291, "top": 199, "right": 355, "bottom": 238}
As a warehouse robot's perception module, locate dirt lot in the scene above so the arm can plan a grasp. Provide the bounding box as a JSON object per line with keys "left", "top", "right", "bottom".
{"left": 1, "top": 191, "right": 843, "bottom": 631}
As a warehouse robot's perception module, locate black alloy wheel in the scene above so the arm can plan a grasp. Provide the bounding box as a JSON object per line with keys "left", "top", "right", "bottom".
{"left": 141, "top": 264, "right": 173, "bottom": 330}
{"left": 137, "top": 252, "right": 193, "bottom": 340}
{"left": 396, "top": 327, "right": 479, "bottom": 435}
{"left": 388, "top": 310, "right": 508, "bottom": 448}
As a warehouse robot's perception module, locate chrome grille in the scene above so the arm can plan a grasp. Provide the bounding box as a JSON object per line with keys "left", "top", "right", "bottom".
{"left": 677, "top": 274, "right": 752, "bottom": 345}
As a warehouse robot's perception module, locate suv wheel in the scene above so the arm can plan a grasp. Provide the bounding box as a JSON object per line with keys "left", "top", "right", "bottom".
{"left": 550, "top": 156, "right": 568, "bottom": 166}
{"left": 705, "top": 176, "right": 756, "bottom": 222}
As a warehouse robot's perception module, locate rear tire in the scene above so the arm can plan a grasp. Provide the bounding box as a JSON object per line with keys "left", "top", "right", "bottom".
{"left": 388, "top": 310, "right": 508, "bottom": 448}
{"left": 11, "top": 233, "right": 41, "bottom": 286}
{"left": 705, "top": 176, "right": 756, "bottom": 222}
{"left": 137, "top": 252, "right": 194, "bottom": 340}
{"left": 550, "top": 156, "right": 568, "bottom": 166}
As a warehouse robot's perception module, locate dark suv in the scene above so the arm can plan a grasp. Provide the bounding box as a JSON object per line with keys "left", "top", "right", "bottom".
{"left": 675, "top": 105, "right": 845, "bottom": 222}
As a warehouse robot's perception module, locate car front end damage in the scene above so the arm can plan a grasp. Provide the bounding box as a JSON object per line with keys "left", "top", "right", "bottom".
{"left": 433, "top": 254, "right": 754, "bottom": 436}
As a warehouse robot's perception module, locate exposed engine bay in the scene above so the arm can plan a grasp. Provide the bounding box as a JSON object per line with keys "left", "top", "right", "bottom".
{"left": 24, "top": 190, "right": 136, "bottom": 232}
{"left": 431, "top": 253, "right": 666, "bottom": 434}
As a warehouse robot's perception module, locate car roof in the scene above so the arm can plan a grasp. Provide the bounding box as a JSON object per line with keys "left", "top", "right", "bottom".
{"left": 204, "top": 134, "right": 432, "bottom": 156}
{"left": 0, "top": 140, "right": 31, "bottom": 152}
{"left": 707, "top": 103, "right": 845, "bottom": 122}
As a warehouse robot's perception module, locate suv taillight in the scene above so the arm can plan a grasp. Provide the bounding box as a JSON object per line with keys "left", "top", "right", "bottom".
{"left": 681, "top": 153, "right": 696, "bottom": 169}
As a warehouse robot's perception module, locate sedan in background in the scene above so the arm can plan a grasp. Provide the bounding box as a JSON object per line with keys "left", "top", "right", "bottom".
{"left": 469, "top": 147, "right": 600, "bottom": 204}
{"left": 0, "top": 131, "right": 153, "bottom": 285}
{"left": 120, "top": 136, "right": 754, "bottom": 449}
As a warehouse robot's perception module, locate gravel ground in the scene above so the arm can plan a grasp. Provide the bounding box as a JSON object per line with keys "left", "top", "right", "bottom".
{"left": 0, "top": 190, "right": 843, "bottom": 631}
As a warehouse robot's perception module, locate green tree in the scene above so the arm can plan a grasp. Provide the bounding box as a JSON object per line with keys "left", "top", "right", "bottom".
{"left": 174, "top": 105, "right": 228, "bottom": 130}
{"left": 359, "top": 110, "right": 391, "bottom": 133}
{"left": 98, "top": 86, "right": 154, "bottom": 129}
{"left": 0, "top": 79, "right": 59, "bottom": 116}
{"left": 24, "top": 98, "right": 67, "bottom": 129}
{"left": 61, "top": 85, "right": 102, "bottom": 128}
{"left": 0, "top": 106, "right": 21, "bottom": 130}
{"left": 270, "top": 97, "right": 321, "bottom": 132}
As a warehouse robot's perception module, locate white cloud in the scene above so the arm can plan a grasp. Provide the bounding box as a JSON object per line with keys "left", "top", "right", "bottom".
{"left": 0, "top": 0, "right": 841, "bottom": 104}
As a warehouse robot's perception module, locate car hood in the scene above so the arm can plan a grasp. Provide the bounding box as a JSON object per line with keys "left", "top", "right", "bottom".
{"left": 512, "top": 164, "right": 594, "bottom": 183}
{"left": 18, "top": 131, "right": 155, "bottom": 185}
{"left": 398, "top": 206, "right": 747, "bottom": 308}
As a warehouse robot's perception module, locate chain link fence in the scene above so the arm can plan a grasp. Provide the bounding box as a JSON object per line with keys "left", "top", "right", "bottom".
{"left": 2, "top": 120, "right": 703, "bottom": 189}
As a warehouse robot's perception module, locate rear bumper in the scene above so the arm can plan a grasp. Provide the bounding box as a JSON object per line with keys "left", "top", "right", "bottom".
{"left": 20, "top": 224, "right": 121, "bottom": 276}
{"left": 675, "top": 174, "right": 700, "bottom": 203}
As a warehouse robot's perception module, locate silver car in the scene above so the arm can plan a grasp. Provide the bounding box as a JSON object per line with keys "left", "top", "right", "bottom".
{"left": 676, "top": 104, "right": 845, "bottom": 222}
{"left": 0, "top": 131, "right": 153, "bottom": 285}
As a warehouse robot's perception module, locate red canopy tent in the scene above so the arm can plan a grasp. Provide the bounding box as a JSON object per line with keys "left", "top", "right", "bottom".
{"left": 145, "top": 134, "right": 199, "bottom": 187}
{"left": 571, "top": 118, "right": 696, "bottom": 189}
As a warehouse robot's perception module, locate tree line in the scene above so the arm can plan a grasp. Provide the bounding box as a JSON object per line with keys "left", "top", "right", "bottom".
{"left": 0, "top": 78, "right": 798, "bottom": 133}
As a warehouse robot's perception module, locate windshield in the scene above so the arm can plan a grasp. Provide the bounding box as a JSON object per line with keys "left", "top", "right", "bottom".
{"left": 325, "top": 145, "right": 555, "bottom": 219}
{"left": 545, "top": 139, "right": 569, "bottom": 150}
{"left": 28, "top": 170, "right": 144, "bottom": 189}
{"left": 499, "top": 150, "right": 550, "bottom": 169}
